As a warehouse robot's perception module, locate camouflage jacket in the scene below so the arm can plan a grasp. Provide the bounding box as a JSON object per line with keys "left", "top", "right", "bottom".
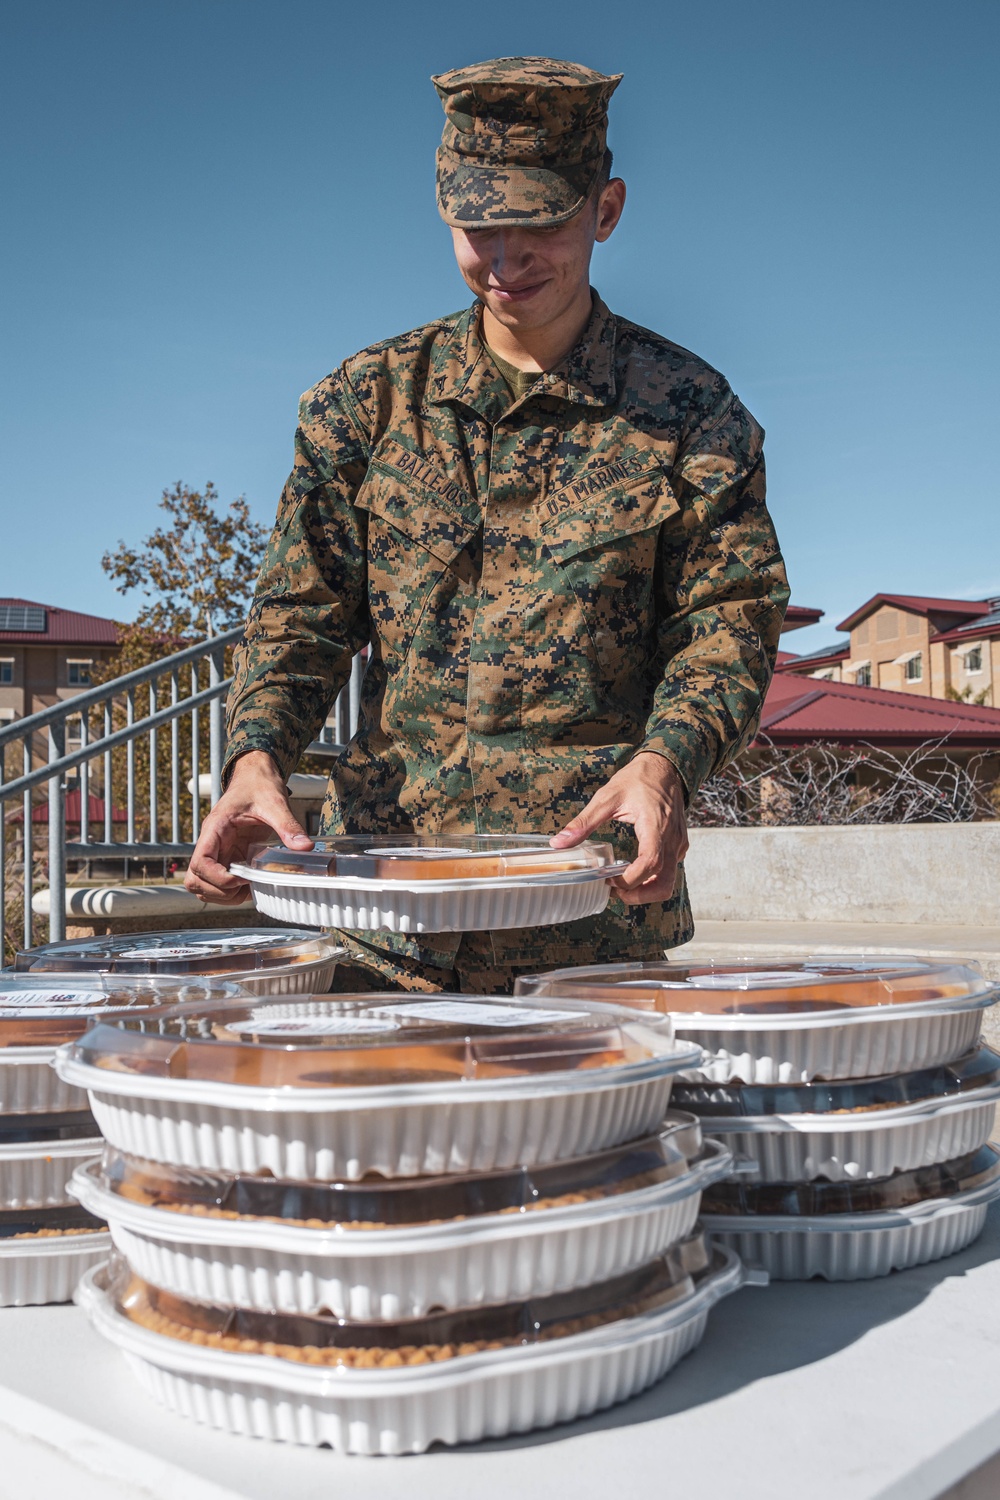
{"left": 225, "top": 293, "right": 789, "bottom": 968}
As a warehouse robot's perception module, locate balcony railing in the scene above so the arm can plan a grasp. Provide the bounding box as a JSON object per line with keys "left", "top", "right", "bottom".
{"left": 0, "top": 630, "right": 363, "bottom": 956}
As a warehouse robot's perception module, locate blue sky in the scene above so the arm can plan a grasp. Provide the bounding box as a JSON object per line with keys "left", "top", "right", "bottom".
{"left": 2, "top": 0, "right": 997, "bottom": 656}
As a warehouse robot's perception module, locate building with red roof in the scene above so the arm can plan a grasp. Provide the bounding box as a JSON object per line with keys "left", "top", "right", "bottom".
{"left": 778, "top": 593, "right": 1000, "bottom": 707}
{"left": 0, "top": 598, "right": 121, "bottom": 725}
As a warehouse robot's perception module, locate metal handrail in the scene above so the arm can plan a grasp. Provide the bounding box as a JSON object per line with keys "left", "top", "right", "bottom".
{"left": 0, "top": 628, "right": 365, "bottom": 957}
{"left": 0, "top": 627, "right": 243, "bottom": 748}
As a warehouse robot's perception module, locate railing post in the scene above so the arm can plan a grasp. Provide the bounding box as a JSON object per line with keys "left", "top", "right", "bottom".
{"left": 47, "top": 722, "right": 66, "bottom": 943}
{"left": 22, "top": 737, "right": 32, "bottom": 951}
{"left": 208, "top": 644, "right": 225, "bottom": 808}
{"left": 348, "top": 652, "right": 363, "bottom": 741}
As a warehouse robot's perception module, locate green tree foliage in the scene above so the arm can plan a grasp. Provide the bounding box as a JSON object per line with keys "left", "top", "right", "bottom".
{"left": 101, "top": 481, "right": 268, "bottom": 638}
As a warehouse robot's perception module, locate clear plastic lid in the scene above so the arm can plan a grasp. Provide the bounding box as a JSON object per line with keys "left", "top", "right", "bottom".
{"left": 672, "top": 1047, "right": 1000, "bottom": 1117}
{"left": 0, "top": 974, "right": 248, "bottom": 1048}
{"left": 16, "top": 928, "right": 342, "bottom": 978}
{"left": 99, "top": 1114, "right": 703, "bottom": 1227}
{"left": 515, "top": 957, "right": 994, "bottom": 1018}
{"left": 66, "top": 993, "right": 679, "bottom": 1090}
{"left": 0, "top": 1205, "right": 106, "bottom": 1240}
{"left": 243, "top": 834, "right": 619, "bottom": 884}
{"left": 111, "top": 1236, "right": 714, "bottom": 1357}
{"left": 702, "top": 1145, "right": 1000, "bottom": 1216}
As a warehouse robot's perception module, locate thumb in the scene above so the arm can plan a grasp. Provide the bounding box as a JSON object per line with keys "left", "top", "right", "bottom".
{"left": 257, "top": 790, "right": 314, "bottom": 850}
{"left": 550, "top": 787, "right": 616, "bottom": 849}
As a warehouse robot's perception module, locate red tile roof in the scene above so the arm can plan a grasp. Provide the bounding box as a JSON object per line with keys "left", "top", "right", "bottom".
{"left": 0, "top": 598, "right": 120, "bottom": 646}
{"left": 759, "top": 672, "right": 1000, "bottom": 747}
{"left": 837, "top": 594, "right": 988, "bottom": 632}
{"left": 5, "top": 791, "right": 127, "bottom": 825}
{"left": 780, "top": 604, "right": 825, "bottom": 633}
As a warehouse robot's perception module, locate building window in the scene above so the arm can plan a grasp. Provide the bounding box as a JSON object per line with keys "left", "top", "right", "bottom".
{"left": 905, "top": 613, "right": 921, "bottom": 637}
{"left": 965, "top": 646, "right": 983, "bottom": 674}
{"left": 855, "top": 620, "right": 870, "bottom": 645}
{"left": 67, "top": 659, "right": 92, "bottom": 686}
{"left": 905, "top": 654, "right": 923, "bottom": 682}
{"left": 876, "top": 611, "right": 899, "bottom": 641}
{"left": 855, "top": 664, "right": 872, "bottom": 687}
{"left": 0, "top": 659, "right": 12, "bottom": 685}
{"left": 65, "top": 714, "right": 84, "bottom": 752}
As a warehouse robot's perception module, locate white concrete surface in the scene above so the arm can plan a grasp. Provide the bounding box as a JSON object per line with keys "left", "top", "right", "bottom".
{"left": 685, "top": 824, "right": 1000, "bottom": 927}
{"left": 2, "top": 1211, "right": 1000, "bottom": 1500}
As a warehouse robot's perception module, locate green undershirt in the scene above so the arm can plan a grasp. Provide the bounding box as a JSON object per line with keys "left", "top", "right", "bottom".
{"left": 486, "top": 346, "right": 540, "bottom": 402}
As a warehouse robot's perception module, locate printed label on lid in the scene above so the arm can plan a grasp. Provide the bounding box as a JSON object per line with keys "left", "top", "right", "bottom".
{"left": 0, "top": 989, "right": 125, "bottom": 1017}
{"left": 244, "top": 1014, "right": 401, "bottom": 1037}
{"left": 374, "top": 1000, "right": 587, "bottom": 1027}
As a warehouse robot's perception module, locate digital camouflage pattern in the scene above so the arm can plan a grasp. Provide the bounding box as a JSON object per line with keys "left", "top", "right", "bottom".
{"left": 434, "top": 57, "right": 621, "bottom": 227}
{"left": 225, "top": 294, "right": 789, "bottom": 984}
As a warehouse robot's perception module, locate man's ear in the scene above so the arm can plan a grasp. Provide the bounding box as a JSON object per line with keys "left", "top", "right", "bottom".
{"left": 596, "top": 179, "right": 626, "bottom": 243}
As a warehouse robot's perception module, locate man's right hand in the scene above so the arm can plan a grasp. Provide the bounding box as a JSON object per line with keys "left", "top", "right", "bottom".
{"left": 184, "top": 751, "right": 314, "bottom": 905}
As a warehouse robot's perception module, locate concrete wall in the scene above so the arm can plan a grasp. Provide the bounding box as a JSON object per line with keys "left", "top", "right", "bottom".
{"left": 685, "top": 822, "right": 1000, "bottom": 927}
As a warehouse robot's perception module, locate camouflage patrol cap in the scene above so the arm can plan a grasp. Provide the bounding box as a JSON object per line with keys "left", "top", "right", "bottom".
{"left": 432, "top": 56, "right": 622, "bottom": 229}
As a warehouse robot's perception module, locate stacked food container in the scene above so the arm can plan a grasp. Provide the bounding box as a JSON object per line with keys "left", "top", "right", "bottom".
{"left": 16, "top": 926, "right": 344, "bottom": 995}
{"left": 516, "top": 958, "right": 1000, "bottom": 1281}
{"left": 0, "top": 972, "right": 242, "bottom": 1305}
{"left": 58, "top": 989, "right": 745, "bottom": 1453}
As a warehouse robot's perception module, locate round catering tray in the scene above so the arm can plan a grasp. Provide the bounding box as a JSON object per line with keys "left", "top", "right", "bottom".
{"left": 231, "top": 834, "right": 628, "bottom": 933}
{"left": 0, "top": 1046, "right": 90, "bottom": 1115}
{"left": 0, "top": 1207, "right": 111, "bottom": 1307}
{"left": 54, "top": 993, "right": 701, "bottom": 1179}
{"left": 515, "top": 956, "right": 998, "bottom": 1083}
{"left": 0, "top": 1117, "right": 102, "bottom": 1210}
{"left": 70, "top": 1127, "right": 732, "bottom": 1318}
{"left": 16, "top": 928, "right": 344, "bottom": 998}
{"left": 75, "top": 1246, "right": 746, "bottom": 1454}
{"left": 672, "top": 1048, "right": 1000, "bottom": 1182}
{"left": 700, "top": 1144, "right": 1000, "bottom": 1280}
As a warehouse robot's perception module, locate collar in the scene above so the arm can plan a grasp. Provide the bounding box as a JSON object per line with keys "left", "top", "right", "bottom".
{"left": 428, "top": 290, "right": 618, "bottom": 414}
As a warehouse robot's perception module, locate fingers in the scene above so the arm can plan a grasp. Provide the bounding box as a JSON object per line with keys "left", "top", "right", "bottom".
{"left": 550, "top": 787, "right": 617, "bottom": 848}
{"left": 184, "top": 827, "right": 252, "bottom": 905}
{"left": 183, "top": 782, "right": 314, "bottom": 907}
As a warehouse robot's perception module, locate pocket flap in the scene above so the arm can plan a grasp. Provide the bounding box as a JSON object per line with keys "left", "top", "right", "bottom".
{"left": 354, "top": 438, "right": 480, "bottom": 563}
{"left": 540, "top": 461, "right": 680, "bottom": 561}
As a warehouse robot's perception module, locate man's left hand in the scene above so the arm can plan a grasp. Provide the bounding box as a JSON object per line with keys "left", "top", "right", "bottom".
{"left": 550, "top": 752, "right": 689, "bottom": 905}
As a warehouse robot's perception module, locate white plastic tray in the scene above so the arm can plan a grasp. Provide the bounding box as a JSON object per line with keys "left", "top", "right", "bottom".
{"left": 76, "top": 1248, "right": 746, "bottom": 1454}
{"left": 0, "top": 1048, "right": 90, "bottom": 1115}
{"left": 704, "top": 1096, "right": 998, "bottom": 1183}
{"left": 0, "top": 1133, "right": 102, "bottom": 1210}
{"left": 69, "top": 1140, "right": 733, "bottom": 1318}
{"left": 674, "top": 1008, "right": 986, "bottom": 1084}
{"left": 230, "top": 860, "right": 626, "bottom": 934}
{"left": 0, "top": 1229, "right": 112, "bottom": 1307}
{"left": 223, "top": 955, "right": 338, "bottom": 995}
{"left": 702, "top": 1172, "right": 1000, "bottom": 1280}
{"left": 56, "top": 1040, "right": 703, "bottom": 1181}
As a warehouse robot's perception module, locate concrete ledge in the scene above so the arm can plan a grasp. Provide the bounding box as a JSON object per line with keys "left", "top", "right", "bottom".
{"left": 28, "top": 885, "right": 279, "bottom": 939}
{"left": 686, "top": 823, "right": 1000, "bottom": 927}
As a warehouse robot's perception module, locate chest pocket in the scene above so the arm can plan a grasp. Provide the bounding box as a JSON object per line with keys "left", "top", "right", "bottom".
{"left": 354, "top": 444, "right": 481, "bottom": 661}
{"left": 539, "top": 465, "right": 681, "bottom": 679}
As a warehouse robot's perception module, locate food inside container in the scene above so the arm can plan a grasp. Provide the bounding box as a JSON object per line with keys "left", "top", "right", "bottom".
{"left": 702, "top": 1144, "right": 1000, "bottom": 1216}
{"left": 66, "top": 993, "right": 678, "bottom": 1090}
{"left": 672, "top": 1047, "right": 1000, "bottom": 1118}
{"left": 515, "top": 957, "right": 996, "bottom": 1018}
{"left": 97, "top": 1115, "right": 702, "bottom": 1228}
{"left": 0, "top": 974, "right": 249, "bottom": 1048}
{"left": 107, "top": 1239, "right": 713, "bottom": 1368}
{"left": 242, "top": 834, "right": 620, "bottom": 884}
{"left": 0, "top": 1205, "right": 107, "bottom": 1240}
{"left": 15, "top": 928, "right": 342, "bottom": 982}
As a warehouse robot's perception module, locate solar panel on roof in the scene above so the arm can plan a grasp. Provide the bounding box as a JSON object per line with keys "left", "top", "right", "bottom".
{"left": 0, "top": 605, "right": 46, "bottom": 632}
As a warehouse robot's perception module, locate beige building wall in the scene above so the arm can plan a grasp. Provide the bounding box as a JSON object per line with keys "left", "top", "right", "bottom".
{"left": 0, "top": 644, "right": 119, "bottom": 722}
{"left": 842, "top": 605, "right": 931, "bottom": 694}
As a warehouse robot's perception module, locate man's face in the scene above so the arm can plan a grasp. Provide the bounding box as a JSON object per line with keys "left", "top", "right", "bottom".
{"left": 450, "top": 180, "right": 625, "bottom": 334}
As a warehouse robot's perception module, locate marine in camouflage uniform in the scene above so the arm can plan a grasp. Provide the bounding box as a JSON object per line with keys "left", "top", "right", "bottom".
{"left": 223, "top": 58, "right": 789, "bottom": 993}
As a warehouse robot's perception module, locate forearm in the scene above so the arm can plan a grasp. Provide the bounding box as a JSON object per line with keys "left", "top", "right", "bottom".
{"left": 224, "top": 419, "right": 370, "bottom": 786}
{"left": 640, "top": 460, "right": 789, "bottom": 800}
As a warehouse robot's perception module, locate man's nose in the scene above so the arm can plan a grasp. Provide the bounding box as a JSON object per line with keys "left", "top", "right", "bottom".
{"left": 491, "top": 230, "right": 532, "bottom": 276}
